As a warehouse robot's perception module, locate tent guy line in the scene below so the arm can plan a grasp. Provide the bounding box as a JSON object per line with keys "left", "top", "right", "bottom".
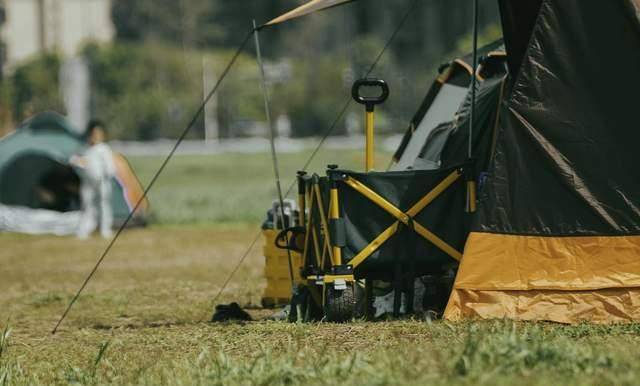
{"left": 54, "top": 0, "right": 420, "bottom": 332}
{"left": 51, "top": 28, "right": 255, "bottom": 335}
{"left": 204, "top": 0, "right": 419, "bottom": 313}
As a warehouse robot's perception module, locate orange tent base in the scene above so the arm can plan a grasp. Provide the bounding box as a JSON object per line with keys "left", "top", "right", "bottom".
{"left": 445, "top": 233, "right": 640, "bottom": 324}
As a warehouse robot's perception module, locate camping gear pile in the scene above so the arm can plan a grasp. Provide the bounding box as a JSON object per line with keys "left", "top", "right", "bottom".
{"left": 31, "top": 0, "right": 640, "bottom": 330}
{"left": 0, "top": 112, "right": 149, "bottom": 235}
{"left": 262, "top": 0, "right": 640, "bottom": 323}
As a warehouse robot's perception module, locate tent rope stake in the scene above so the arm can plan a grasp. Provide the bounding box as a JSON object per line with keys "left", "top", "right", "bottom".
{"left": 51, "top": 28, "right": 254, "bottom": 335}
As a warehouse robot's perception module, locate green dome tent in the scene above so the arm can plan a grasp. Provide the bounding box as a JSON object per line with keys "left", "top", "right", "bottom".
{"left": 0, "top": 112, "right": 149, "bottom": 233}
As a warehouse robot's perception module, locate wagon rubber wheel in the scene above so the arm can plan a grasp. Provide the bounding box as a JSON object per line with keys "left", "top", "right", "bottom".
{"left": 324, "top": 284, "right": 356, "bottom": 322}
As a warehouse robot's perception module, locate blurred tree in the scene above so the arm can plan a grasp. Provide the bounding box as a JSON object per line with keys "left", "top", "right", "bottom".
{"left": 111, "top": 0, "right": 221, "bottom": 47}
{"left": 0, "top": 81, "right": 11, "bottom": 134}
{"left": 110, "top": 0, "right": 298, "bottom": 51}
{"left": 3, "top": 1, "right": 503, "bottom": 139}
{"left": 83, "top": 42, "right": 263, "bottom": 140}
{"left": 10, "top": 54, "right": 64, "bottom": 122}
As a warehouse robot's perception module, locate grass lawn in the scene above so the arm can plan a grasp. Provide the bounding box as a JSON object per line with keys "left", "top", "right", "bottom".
{"left": 128, "top": 148, "right": 394, "bottom": 224}
{"left": 2, "top": 151, "right": 640, "bottom": 385}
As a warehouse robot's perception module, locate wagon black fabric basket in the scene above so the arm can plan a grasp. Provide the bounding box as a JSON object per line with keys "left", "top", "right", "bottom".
{"left": 328, "top": 165, "right": 468, "bottom": 280}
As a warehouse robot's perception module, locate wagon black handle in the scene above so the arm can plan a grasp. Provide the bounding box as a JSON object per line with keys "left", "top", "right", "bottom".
{"left": 275, "top": 226, "right": 306, "bottom": 253}
{"left": 351, "top": 78, "right": 389, "bottom": 112}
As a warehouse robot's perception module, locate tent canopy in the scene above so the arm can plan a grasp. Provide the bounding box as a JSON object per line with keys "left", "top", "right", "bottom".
{"left": 445, "top": 0, "right": 640, "bottom": 323}
{"left": 263, "top": 0, "right": 354, "bottom": 27}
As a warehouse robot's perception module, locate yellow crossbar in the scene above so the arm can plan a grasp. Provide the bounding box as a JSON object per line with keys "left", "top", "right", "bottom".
{"left": 407, "top": 170, "right": 462, "bottom": 216}
{"left": 344, "top": 170, "right": 463, "bottom": 267}
{"left": 413, "top": 223, "right": 462, "bottom": 261}
{"left": 314, "top": 184, "right": 334, "bottom": 263}
{"left": 349, "top": 222, "right": 399, "bottom": 268}
{"left": 343, "top": 177, "right": 409, "bottom": 223}
{"left": 301, "top": 189, "right": 314, "bottom": 266}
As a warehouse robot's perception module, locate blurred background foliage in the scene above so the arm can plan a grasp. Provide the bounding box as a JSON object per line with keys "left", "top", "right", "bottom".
{"left": 0, "top": 0, "right": 502, "bottom": 139}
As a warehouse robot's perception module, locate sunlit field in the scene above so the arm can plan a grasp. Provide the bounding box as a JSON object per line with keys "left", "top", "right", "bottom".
{"left": 128, "top": 148, "right": 394, "bottom": 224}
{"left": 2, "top": 151, "right": 640, "bottom": 385}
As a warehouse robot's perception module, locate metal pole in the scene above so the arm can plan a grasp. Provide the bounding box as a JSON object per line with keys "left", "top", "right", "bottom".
{"left": 202, "top": 56, "right": 219, "bottom": 145}
{"left": 253, "top": 20, "right": 296, "bottom": 291}
{"left": 365, "top": 109, "right": 374, "bottom": 172}
{"left": 37, "top": 0, "right": 46, "bottom": 52}
{"left": 329, "top": 182, "right": 342, "bottom": 265}
{"left": 469, "top": 0, "right": 479, "bottom": 158}
{"left": 464, "top": 0, "right": 480, "bottom": 213}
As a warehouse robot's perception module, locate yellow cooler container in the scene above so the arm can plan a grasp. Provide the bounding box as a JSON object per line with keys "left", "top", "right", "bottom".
{"left": 261, "top": 229, "right": 302, "bottom": 308}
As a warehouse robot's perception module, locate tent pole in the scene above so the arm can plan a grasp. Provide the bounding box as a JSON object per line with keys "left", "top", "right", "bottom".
{"left": 253, "top": 20, "right": 297, "bottom": 295}
{"left": 469, "top": 0, "right": 479, "bottom": 158}
{"left": 465, "top": 0, "right": 480, "bottom": 214}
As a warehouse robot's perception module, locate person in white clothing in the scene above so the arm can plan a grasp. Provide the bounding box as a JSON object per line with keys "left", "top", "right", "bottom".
{"left": 72, "top": 120, "right": 116, "bottom": 239}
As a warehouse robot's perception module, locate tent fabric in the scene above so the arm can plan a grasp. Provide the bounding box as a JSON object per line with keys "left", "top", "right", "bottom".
{"left": 445, "top": 0, "right": 640, "bottom": 323}
{"left": 21, "top": 110, "right": 80, "bottom": 136}
{"left": 498, "top": 0, "right": 543, "bottom": 77}
{"left": 474, "top": 0, "right": 640, "bottom": 236}
{"left": 0, "top": 204, "right": 81, "bottom": 236}
{"left": 0, "top": 116, "right": 81, "bottom": 170}
{"left": 111, "top": 153, "right": 149, "bottom": 223}
{"left": 391, "top": 58, "right": 471, "bottom": 165}
{"left": 263, "top": 0, "right": 354, "bottom": 27}
{"left": 391, "top": 41, "right": 505, "bottom": 168}
{"left": 0, "top": 123, "right": 84, "bottom": 210}
{"left": 437, "top": 74, "right": 506, "bottom": 175}
{"left": 391, "top": 84, "right": 467, "bottom": 171}
{"left": 454, "top": 233, "right": 640, "bottom": 291}
{"left": 410, "top": 122, "right": 454, "bottom": 170}
{"left": 446, "top": 288, "right": 640, "bottom": 324}
{"left": 633, "top": 0, "right": 640, "bottom": 15}
{"left": 409, "top": 75, "right": 505, "bottom": 174}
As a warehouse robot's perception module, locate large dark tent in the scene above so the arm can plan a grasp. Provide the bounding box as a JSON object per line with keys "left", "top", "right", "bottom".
{"left": 445, "top": 0, "right": 640, "bottom": 323}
